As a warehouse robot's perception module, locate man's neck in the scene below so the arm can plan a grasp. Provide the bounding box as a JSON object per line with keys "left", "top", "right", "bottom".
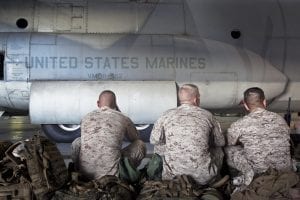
{"left": 180, "top": 102, "right": 198, "bottom": 107}
{"left": 249, "top": 106, "right": 265, "bottom": 113}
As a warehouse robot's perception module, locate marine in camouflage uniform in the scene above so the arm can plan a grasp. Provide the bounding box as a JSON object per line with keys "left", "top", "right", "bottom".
{"left": 225, "top": 87, "right": 293, "bottom": 186}
{"left": 150, "top": 84, "right": 225, "bottom": 185}
{"left": 71, "top": 90, "right": 146, "bottom": 180}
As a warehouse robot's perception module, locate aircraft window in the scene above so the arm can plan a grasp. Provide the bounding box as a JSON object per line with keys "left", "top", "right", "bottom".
{"left": 0, "top": 53, "right": 4, "bottom": 80}
{"left": 16, "top": 18, "right": 28, "bottom": 29}
{"left": 231, "top": 30, "right": 241, "bottom": 39}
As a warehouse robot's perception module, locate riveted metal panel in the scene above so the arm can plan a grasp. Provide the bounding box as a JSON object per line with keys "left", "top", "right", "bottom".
{"left": 0, "top": 0, "right": 34, "bottom": 32}
{"left": 87, "top": 2, "right": 137, "bottom": 33}
{"left": 35, "top": 2, "right": 55, "bottom": 32}
{"left": 140, "top": 3, "right": 185, "bottom": 34}
{"left": 56, "top": 4, "right": 72, "bottom": 31}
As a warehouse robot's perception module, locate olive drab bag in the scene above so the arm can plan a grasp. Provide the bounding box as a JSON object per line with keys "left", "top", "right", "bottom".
{"left": 137, "top": 175, "right": 204, "bottom": 200}
{"left": 51, "top": 174, "right": 136, "bottom": 200}
{"left": 0, "top": 135, "right": 69, "bottom": 199}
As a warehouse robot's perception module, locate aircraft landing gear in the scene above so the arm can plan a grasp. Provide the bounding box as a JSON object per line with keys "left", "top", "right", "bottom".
{"left": 136, "top": 124, "right": 153, "bottom": 142}
{"left": 41, "top": 124, "right": 153, "bottom": 143}
{"left": 41, "top": 124, "right": 81, "bottom": 143}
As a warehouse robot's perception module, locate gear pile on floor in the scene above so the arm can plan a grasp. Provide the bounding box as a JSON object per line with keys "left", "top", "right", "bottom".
{"left": 0, "top": 136, "right": 299, "bottom": 200}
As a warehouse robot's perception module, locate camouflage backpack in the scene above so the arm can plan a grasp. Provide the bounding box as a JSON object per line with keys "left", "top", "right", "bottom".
{"left": 0, "top": 135, "right": 68, "bottom": 199}
{"left": 52, "top": 174, "right": 136, "bottom": 200}
{"left": 137, "top": 175, "right": 204, "bottom": 200}
{"left": 137, "top": 175, "right": 225, "bottom": 200}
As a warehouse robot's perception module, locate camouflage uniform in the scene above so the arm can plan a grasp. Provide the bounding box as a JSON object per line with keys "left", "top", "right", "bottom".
{"left": 225, "top": 108, "right": 292, "bottom": 184}
{"left": 71, "top": 106, "right": 146, "bottom": 180}
{"left": 150, "top": 104, "right": 225, "bottom": 185}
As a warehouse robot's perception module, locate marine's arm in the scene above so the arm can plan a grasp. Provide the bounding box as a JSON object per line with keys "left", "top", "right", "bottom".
{"left": 211, "top": 117, "right": 225, "bottom": 147}
{"left": 125, "top": 118, "right": 139, "bottom": 142}
{"left": 150, "top": 115, "right": 166, "bottom": 145}
{"left": 226, "top": 122, "right": 241, "bottom": 146}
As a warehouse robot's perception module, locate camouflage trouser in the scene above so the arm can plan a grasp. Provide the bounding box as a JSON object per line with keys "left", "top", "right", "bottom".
{"left": 121, "top": 139, "right": 146, "bottom": 168}
{"left": 71, "top": 138, "right": 146, "bottom": 171}
{"left": 211, "top": 147, "right": 224, "bottom": 176}
{"left": 155, "top": 146, "right": 224, "bottom": 185}
{"left": 224, "top": 146, "right": 254, "bottom": 185}
{"left": 207, "top": 147, "right": 224, "bottom": 184}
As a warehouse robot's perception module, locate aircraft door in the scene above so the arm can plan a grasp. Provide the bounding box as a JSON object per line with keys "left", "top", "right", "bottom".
{"left": 6, "top": 33, "right": 30, "bottom": 81}
{"left": 0, "top": 52, "right": 3, "bottom": 80}
{"left": 0, "top": 51, "right": 11, "bottom": 109}
{"left": 3, "top": 33, "right": 30, "bottom": 110}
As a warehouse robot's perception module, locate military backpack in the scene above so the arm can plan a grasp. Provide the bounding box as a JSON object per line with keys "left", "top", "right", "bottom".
{"left": 0, "top": 135, "right": 68, "bottom": 199}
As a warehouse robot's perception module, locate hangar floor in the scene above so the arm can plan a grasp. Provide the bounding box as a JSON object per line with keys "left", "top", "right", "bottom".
{"left": 0, "top": 116, "right": 155, "bottom": 166}
{"left": 0, "top": 115, "right": 299, "bottom": 165}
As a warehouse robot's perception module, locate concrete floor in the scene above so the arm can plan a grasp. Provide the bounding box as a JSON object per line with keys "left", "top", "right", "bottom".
{"left": 0, "top": 115, "right": 299, "bottom": 164}
{"left": 0, "top": 116, "right": 155, "bottom": 167}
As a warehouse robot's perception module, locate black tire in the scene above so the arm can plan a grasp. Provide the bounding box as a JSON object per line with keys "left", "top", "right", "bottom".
{"left": 41, "top": 124, "right": 81, "bottom": 143}
{"left": 137, "top": 124, "right": 153, "bottom": 142}
{"left": 123, "top": 124, "right": 153, "bottom": 142}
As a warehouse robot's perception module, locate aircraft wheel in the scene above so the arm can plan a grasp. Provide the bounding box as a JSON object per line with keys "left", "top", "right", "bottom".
{"left": 136, "top": 124, "right": 153, "bottom": 142}
{"left": 41, "top": 124, "right": 81, "bottom": 143}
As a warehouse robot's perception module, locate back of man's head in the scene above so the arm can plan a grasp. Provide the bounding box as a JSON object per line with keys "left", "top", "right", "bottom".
{"left": 179, "top": 84, "right": 200, "bottom": 106}
{"left": 97, "top": 90, "right": 117, "bottom": 109}
{"left": 243, "top": 87, "right": 266, "bottom": 110}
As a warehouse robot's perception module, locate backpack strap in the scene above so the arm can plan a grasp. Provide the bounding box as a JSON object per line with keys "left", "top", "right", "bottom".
{"left": 5, "top": 142, "right": 23, "bottom": 165}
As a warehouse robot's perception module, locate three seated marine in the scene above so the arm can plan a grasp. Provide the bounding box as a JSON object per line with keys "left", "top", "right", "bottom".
{"left": 71, "top": 85, "right": 293, "bottom": 189}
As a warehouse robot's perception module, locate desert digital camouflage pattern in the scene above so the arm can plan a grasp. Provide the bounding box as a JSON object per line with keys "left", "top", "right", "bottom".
{"left": 150, "top": 104, "right": 225, "bottom": 185}
{"left": 226, "top": 107, "right": 292, "bottom": 178}
{"left": 75, "top": 106, "right": 144, "bottom": 180}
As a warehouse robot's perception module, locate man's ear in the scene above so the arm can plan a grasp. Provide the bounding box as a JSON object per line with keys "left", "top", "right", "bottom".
{"left": 243, "top": 101, "right": 250, "bottom": 111}
{"left": 193, "top": 97, "right": 199, "bottom": 106}
{"left": 97, "top": 100, "right": 100, "bottom": 108}
{"left": 196, "top": 97, "right": 200, "bottom": 106}
{"left": 263, "top": 99, "right": 267, "bottom": 108}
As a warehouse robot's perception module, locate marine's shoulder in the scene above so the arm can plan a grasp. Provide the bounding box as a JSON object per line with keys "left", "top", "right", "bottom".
{"left": 197, "top": 107, "right": 213, "bottom": 117}
{"left": 162, "top": 107, "right": 178, "bottom": 116}
{"left": 81, "top": 110, "right": 101, "bottom": 124}
{"left": 262, "top": 109, "right": 287, "bottom": 123}
{"left": 105, "top": 109, "right": 133, "bottom": 123}
{"left": 263, "top": 109, "right": 282, "bottom": 117}
{"left": 230, "top": 114, "right": 250, "bottom": 129}
{"left": 84, "top": 109, "right": 100, "bottom": 118}
{"left": 84, "top": 108, "right": 128, "bottom": 119}
{"left": 177, "top": 105, "right": 215, "bottom": 120}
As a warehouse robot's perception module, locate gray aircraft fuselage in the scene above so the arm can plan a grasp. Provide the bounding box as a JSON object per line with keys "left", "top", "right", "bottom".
{"left": 0, "top": 0, "right": 299, "bottom": 141}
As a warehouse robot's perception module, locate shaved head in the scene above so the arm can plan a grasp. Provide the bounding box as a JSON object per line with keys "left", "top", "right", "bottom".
{"left": 97, "top": 90, "right": 118, "bottom": 109}
{"left": 243, "top": 87, "right": 266, "bottom": 110}
{"left": 179, "top": 84, "right": 200, "bottom": 106}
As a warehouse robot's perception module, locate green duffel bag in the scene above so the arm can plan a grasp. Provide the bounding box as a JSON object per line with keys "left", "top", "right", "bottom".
{"left": 146, "top": 153, "right": 163, "bottom": 181}
{"left": 119, "top": 157, "right": 141, "bottom": 184}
